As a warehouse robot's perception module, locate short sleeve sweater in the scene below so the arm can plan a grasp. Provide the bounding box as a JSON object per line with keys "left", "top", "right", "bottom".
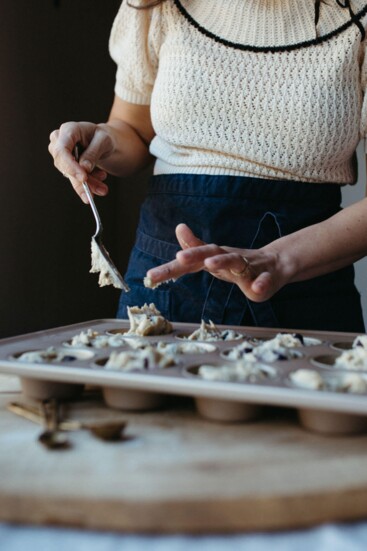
{"left": 109, "top": 0, "right": 367, "bottom": 184}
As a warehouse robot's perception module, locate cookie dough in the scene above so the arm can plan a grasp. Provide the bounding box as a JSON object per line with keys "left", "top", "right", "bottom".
{"left": 126, "top": 303, "right": 173, "bottom": 336}
{"left": 90, "top": 239, "right": 123, "bottom": 289}
{"left": 143, "top": 276, "right": 176, "bottom": 289}
{"left": 156, "top": 342, "right": 216, "bottom": 354}
{"left": 338, "top": 373, "right": 367, "bottom": 393}
{"left": 274, "top": 333, "right": 321, "bottom": 347}
{"left": 335, "top": 348, "right": 367, "bottom": 371}
{"left": 104, "top": 346, "right": 175, "bottom": 371}
{"left": 198, "top": 361, "right": 272, "bottom": 382}
{"left": 17, "top": 347, "right": 75, "bottom": 364}
{"left": 225, "top": 336, "right": 302, "bottom": 363}
{"left": 252, "top": 338, "right": 302, "bottom": 362}
{"left": 143, "top": 276, "right": 162, "bottom": 290}
{"left": 223, "top": 341, "right": 256, "bottom": 360}
{"left": 352, "top": 335, "right": 367, "bottom": 350}
{"left": 186, "top": 320, "right": 242, "bottom": 342}
{"left": 68, "top": 329, "right": 126, "bottom": 348}
{"left": 289, "top": 369, "right": 324, "bottom": 390}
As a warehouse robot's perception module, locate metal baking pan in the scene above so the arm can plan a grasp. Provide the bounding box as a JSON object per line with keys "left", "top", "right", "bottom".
{"left": 0, "top": 319, "right": 366, "bottom": 434}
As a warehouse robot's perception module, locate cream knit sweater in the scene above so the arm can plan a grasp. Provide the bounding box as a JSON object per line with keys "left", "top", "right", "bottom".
{"left": 109, "top": 0, "right": 367, "bottom": 184}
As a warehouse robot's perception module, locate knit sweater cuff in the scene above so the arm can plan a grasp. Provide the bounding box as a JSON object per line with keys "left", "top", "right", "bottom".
{"left": 114, "top": 83, "right": 151, "bottom": 106}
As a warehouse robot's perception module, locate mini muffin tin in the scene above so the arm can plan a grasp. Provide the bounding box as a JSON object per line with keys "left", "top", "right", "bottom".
{"left": 1, "top": 319, "right": 367, "bottom": 434}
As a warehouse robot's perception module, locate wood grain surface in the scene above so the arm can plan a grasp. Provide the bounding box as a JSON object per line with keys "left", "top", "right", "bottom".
{"left": 0, "top": 375, "right": 367, "bottom": 533}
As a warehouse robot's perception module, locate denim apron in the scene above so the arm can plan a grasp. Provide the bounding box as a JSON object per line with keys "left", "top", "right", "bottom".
{"left": 117, "top": 174, "right": 365, "bottom": 333}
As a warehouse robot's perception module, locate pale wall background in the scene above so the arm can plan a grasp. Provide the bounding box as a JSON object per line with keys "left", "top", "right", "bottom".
{"left": 342, "top": 142, "right": 367, "bottom": 327}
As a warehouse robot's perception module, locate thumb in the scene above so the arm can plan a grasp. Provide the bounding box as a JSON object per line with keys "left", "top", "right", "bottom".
{"left": 79, "top": 157, "right": 95, "bottom": 173}
{"left": 249, "top": 272, "right": 276, "bottom": 302}
{"left": 79, "top": 130, "right": 113, "bottom": 174}
{"left": 74, "top": 142, "right": 95, "bottom": 174}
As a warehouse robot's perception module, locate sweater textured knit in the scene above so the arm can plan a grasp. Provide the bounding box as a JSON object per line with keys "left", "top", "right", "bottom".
{"left": 109, "top": 0, "right": 367, "bottom": 184}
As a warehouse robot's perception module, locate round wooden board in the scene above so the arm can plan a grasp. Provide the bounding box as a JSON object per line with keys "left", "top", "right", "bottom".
{"left": 0, "top": 388, "right": 367, "bottom": 532}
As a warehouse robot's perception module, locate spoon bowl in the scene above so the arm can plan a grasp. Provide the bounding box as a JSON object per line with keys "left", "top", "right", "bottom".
{"left": 38, "top": 429, "right": 70, "bottom": 449}
{"left": 86, "top": 420, "right": 127, "bottom": 441}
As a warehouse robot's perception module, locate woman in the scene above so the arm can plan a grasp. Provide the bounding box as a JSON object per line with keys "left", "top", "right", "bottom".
{"left": 49, "top": 0, "right": 367, "bottom": 332}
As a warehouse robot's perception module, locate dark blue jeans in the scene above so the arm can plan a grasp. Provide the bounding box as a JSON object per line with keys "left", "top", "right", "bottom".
{"left": 117, "top": 174, "right": 365, "bottom": 333}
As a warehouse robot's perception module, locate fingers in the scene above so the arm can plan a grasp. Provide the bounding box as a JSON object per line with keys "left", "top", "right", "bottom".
{"left": 145, "top": 225, "right": 209, "bottom": 287}
{"left": 204, "top": 252, "right": 251, "bottom": 278}
{"left": 146, "top": 242, "right": 215, "bottom": 285}
{"left": 146, "top": 226, "right": 282, "bottom": 302}
{"left": 78, "top": 123, "right": 114, "bottom": 173}
{"left": 146, "top": 245, "right": 242, "bottom": 287}
{"left": 91, "top": 168, "right": 108, "bottom": 183}
{"left": 146, "top": 257, "right": 202, "bottom": 286}
{"left": 146, "top": 234, "right": 252, "bottom": 287}
{"left": 205, "top": 251, "right": 281, "bottom": 301}
{"left": 146, "top": 225, "right": 280, "bottom": 302}
{"left": 85, "top": 168, "right": 109, "bottom": 196}
{"left": 175, "top": 226, "right": 254, "bottom": 282}
{"left": 48, "top": 121, "right": 113, "bottom": 202}
{"left": 148, "top": 246, "right": 276, "bottom": 300}
{"left": 176, "top": 223, "right": 205, "bottom": 249}
{"left": 56, "top": 170, "right": 109, "bottom": 205}
{"left": 85, "top": 172, "right": 110, "bottom": 202}
{"left": 177, "top": 243, "right": 225, "bottom": 267}
{"left": 49, "top": 122, "right": 93, "bottom": 181}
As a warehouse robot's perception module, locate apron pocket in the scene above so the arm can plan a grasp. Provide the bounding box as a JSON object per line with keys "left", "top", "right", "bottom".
{"left": 116, "top": 231, "right": 179, "bottom": 320}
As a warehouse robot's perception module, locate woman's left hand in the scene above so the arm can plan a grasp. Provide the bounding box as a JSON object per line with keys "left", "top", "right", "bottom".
{"left": 146, "top": 223, "right": 287, "bottom": 302}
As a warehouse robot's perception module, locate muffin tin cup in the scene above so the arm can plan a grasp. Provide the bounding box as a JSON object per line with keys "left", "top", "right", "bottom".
{"left": 21, "top": 377, "right": 84, "bottom": 401}
{"left": 311, "top": 353, "right": 367, "bottom": 373}
{"left": 176, "top": 331, "right": 244, "bottom": 342}
{"left": 330, "top": 341, "right": 354, "bottom": 352}
{"left": 195, "top": 396, "right": 262, "bottom": 423}
{"left": 12, "top": 347, "right": 92, "bottom": 400}
{"left": 220, "top": 348, "right": 304, "bottom": 363}
{"left": 1, "top": 318, "right": 367, "bottom": 435}
{"left": 12, "top": 348, "right": 95, "bottom": 363}
{"left": 102, "top": 387, "right": 167, "bottom": 411}
{"left": 310, "top": 354, "right": 339, "bottom": 369}
{"left": 298, "top": 408, "right": 367, "bottom": 436}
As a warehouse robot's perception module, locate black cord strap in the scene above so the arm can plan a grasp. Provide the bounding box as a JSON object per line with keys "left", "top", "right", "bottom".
{"left": 315, "top": 0, "right": 321, "bottom": 27}
{"left": 173, "top": 0, "right": 367, "bottom": 52}
{"left": 335, "top": 0, "right": 366, "bottom": 39}
{"left": 315, "top": 1, "right": 364, "bottom": 41}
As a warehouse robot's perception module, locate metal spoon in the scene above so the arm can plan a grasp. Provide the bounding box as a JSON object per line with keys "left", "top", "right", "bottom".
{"left": 38, "top": 399, "right": 70, "bottom": 450}
{"left": 74, "top": 144, "right": 130, "bottom": 292}
{"left": 85, "top": 420, "right": 127, "bottom": 441}
{"left": 8, "top": 401, "right": 127, "bottom": 443}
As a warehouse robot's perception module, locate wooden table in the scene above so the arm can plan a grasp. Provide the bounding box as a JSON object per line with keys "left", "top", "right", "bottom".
{"left": 0, "top": 375, "right": 367, "bottom": 533}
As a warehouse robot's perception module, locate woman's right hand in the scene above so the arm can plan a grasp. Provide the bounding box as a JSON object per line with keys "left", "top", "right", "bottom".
{"left": 48, "top": 121, "right": 114, "bottom": 203}
{"left": 49, "top": 98, "right": 155, "bottom": 202}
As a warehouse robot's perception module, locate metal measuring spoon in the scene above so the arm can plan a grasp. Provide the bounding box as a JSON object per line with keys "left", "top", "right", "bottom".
{"left": 8, "top": 400, "right": 127, "bottom": 444}
{"left": 85, "top": 420, "right": 127, "bottom": 441}
{"left": 38, "top": 399, "right": 70, "bottom": 450}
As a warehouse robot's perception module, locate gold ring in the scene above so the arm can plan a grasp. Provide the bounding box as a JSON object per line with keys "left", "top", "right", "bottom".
{"left": 230, "top": 256, "right": 250, "bottom": 277}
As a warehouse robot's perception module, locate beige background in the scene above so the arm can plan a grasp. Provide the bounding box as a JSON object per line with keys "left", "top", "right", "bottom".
{"left": 0, "top": 0, "right": 366, "bottom": 338}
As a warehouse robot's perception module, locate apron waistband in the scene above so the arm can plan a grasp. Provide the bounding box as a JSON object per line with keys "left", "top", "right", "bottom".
{"left": 148, "top": 174, "right": 342, "bottom": 204}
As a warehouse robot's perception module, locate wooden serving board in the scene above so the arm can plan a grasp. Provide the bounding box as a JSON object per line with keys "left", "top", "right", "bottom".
{"left": 0, "top": 378, "right": 367, "bottom": 533}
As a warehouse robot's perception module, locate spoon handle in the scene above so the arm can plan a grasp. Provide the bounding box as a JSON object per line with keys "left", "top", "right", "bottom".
{"left": 7, "top": 401, "right": 82, "bottom": 430}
